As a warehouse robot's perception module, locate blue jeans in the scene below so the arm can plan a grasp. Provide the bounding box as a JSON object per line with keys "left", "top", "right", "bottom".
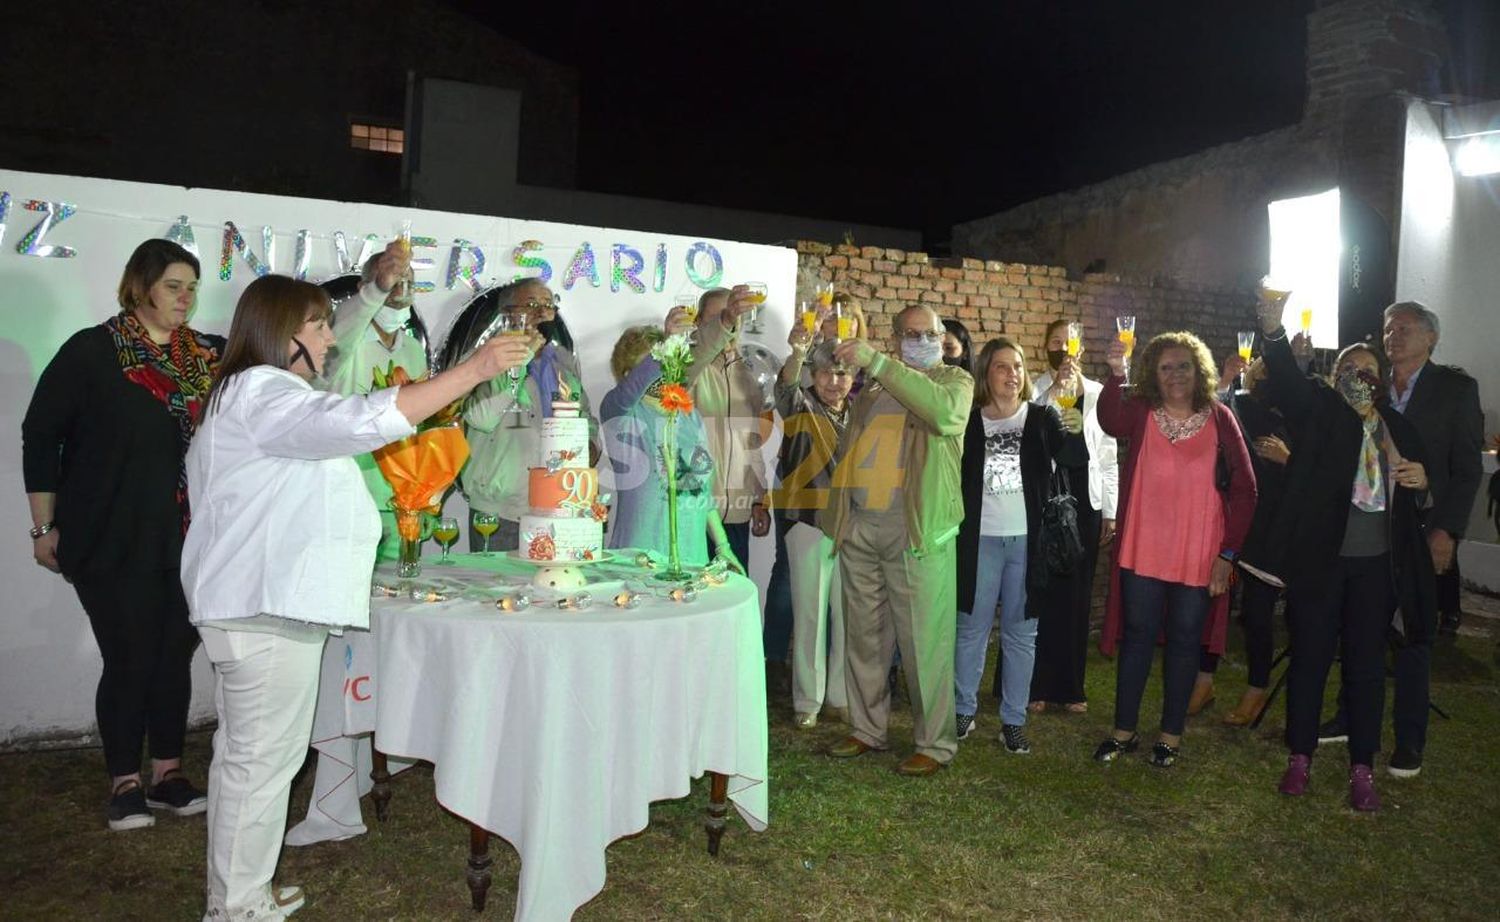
{"left": 954, "top": 534, "right": 1035, "bottom": 725}
{"left": 1114, "top": 568, "right": 1210, "bottom": 737}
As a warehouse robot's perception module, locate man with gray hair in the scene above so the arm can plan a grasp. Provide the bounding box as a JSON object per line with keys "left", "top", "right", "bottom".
{"left": 823, "top": 303, "right": 973, "bottom": 776}
{"left": 1322, "top": 300, "right": 1483, "bottom": 779}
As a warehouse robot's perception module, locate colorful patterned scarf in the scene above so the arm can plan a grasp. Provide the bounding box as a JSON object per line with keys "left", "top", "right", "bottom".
{"left": 105, "top": 311, "right": 219, "bottom": 533}
{"left": 1350, "top": 414, "right": 1386, "bottom": 513}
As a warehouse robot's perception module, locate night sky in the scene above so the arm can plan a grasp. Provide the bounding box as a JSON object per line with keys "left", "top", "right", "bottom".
{"left": 449, "top": 0, "right": 1499, "bottom": 248}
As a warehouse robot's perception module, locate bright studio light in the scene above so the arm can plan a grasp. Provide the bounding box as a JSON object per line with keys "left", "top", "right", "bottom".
{"left": 1454, "top": 136, "right": 1500, "bottom": 177}
{"left": 1267, "top": 188, "right": 1341, "bottom": 346}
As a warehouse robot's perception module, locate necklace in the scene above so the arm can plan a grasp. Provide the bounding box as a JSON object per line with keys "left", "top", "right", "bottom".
{"left": 1152, "top": 406, "right": 1209, "bottom": 443}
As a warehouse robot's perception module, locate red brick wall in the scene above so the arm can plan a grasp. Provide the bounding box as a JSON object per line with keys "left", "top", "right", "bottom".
{"left": 797, "top": 241, "right": 1259, "bottom": 382}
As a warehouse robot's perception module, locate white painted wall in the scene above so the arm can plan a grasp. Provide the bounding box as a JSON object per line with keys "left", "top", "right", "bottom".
{"left": 0, "top": 169, "right": 795, "bottom": 745}
{"left": 1396, "top": 102, "right": 1500, "bottom": 589}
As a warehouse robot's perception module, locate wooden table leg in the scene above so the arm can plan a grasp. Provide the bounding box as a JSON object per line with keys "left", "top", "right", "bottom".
{"left": 370, "top": 742, "right": 391, "bottom": 822}
{"left": 705, "top": 771, "right": 729, "bottom": 857}
{"left": 467, "top": 823, "right": 493, "bottom": 912}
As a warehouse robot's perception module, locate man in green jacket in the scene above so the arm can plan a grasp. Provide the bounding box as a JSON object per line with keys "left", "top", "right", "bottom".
{"left": 825, "top": 304, "right": 973, "bottom": 776}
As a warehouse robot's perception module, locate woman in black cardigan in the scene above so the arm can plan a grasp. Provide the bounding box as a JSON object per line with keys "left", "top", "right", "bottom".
{"left": 21, "top": 239, "right": 223, "bottom": 831}
{"left": 953, "top": 336, "right": 1078, "bottom": 753}
{"left": 1242, "top": 301, "right": 1433, "bottom": 813}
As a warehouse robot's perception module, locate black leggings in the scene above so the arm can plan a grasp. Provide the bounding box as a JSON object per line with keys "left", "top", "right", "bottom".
{"left": 1198, "top": 575, "right": 1280, "bottom": 687}
{"left": 73, "top": 570, "right": 198, "bottom": 778}
{"left": 1285, "top": 554, "right": 1391, "bottom": 766}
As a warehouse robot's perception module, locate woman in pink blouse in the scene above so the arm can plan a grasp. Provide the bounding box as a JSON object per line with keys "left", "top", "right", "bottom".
{"left": 1093, "top": 331, "right": 1257, "bottom": 767}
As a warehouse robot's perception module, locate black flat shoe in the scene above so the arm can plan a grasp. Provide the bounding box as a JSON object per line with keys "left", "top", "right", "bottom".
{"left": 1092, "top": 734, "right": 1140, "bottom": 763}
{"left": 1149, "top": 741, "right": 1180, "bottom": 768}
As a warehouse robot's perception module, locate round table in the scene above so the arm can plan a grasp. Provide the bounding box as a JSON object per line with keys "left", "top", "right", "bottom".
{"left": 290, "top": 553, "right": 769, "bottom": 921}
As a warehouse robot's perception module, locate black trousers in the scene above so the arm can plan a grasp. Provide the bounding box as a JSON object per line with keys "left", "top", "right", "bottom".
{"left": 1286, "top": 554, "right": 1391, "bottom": 766}
{"left": 1027, "top": 474, "right": 1102, "bottom": 705}
{"left": 72, "top": 569, "right": 199, "bottom": 778}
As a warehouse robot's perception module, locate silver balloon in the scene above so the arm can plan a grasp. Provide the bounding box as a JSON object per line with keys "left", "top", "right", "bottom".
{"left": 433, "top": 285, "right": 506, "bottom": 373}
{"left": 738, "top": 342, "right": 781, "bottom": 411}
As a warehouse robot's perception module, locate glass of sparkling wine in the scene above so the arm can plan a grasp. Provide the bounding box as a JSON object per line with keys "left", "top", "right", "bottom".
{"left": 1116, "top": 315, "right": 1136, "bottom": 382}
{"left": 817, "top": 281, "right": 835, "bottom": 310}
{"left": 1238, "top": 330, "right": 1256, "bottom": 362}
{"left": 745, "top": 281, "right": 768, "bottom": 333}
{"left": 1056, "top": 377, "right": 1080, "bottom": 411}
{"left": 472, "top": 512, "right": 499, "bottom": 557}
{"left": 433, "top": 516, "right": 460, "bottom": 564}
{"left": 497, "top": 312, "right": 530, "bottom": 385}
{"left": 1299, "top": 306, "right": 1313, "bottom": 337}
{"left": 1066, "top": 321, "right": 1082, "bottom": 357}
{"left": 800, "top": 299, "right": 819, "bottom": 335}
{"left": 394, "top": 220, "right": 413, "bottom": 303}
{"left": 835, "top": 304, "right": 853, "bottom": 342}
{"left": 677, "top": 294, "right": 699, "bottom": 330}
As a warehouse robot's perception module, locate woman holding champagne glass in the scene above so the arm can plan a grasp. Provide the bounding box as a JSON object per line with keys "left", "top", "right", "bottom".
{"left": 1093, "top": 329, "right": 1257, "bottom": 767}
{"left": 1021, "top": 319, "right": 1118, "bottom": 714}
{"left": 23, "top": 239, "right": 222, "bottom": 831}
{"left": 181, "top": 274, "right": 531, "bottom": 920}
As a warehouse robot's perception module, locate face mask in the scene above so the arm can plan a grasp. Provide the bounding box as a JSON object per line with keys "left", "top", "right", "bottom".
{"left": 1046, "top": 349, "right": 1067, "bottom": 370}
{"left": 1335, "top": 368, "right": 1378, "bottom": 411}
{"left": 289, "top": 336, "right": 318, "bottom": 376}
{"left": 373, "top": 305, "right": 411, "bottom": 334}
{"left": 901, "top": 337, "right": 943, "bottom": 369}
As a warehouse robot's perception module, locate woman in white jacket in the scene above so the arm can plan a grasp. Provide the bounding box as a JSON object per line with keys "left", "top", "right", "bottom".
{"left": 181, "top": 271, "right": 530, "bottom": 921}
{"left": 1019, "top": 318, "right": 1120, "bottom": 713}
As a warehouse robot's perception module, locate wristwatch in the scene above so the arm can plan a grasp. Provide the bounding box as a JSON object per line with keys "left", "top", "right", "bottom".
{"left": 29, "top": 522, "right": 54, "bottom": 539}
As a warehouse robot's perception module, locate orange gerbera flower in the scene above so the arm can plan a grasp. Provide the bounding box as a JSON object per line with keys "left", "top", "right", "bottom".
{"left": 659, "top": 382, "right": 694, "bottom": 414}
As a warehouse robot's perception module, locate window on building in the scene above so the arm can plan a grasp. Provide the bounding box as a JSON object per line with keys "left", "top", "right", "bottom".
{"left": 350, "top": 122, "right": 404, "bottom": 154}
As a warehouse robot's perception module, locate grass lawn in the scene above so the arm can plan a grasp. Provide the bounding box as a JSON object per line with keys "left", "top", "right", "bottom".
{"left": 3, "top": 609, "right": 1497, "bottom": 920}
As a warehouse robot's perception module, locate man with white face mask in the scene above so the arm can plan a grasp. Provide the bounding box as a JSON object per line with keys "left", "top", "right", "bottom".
{"left": 822, "top": 304, "right": 973, "bottom": 777}
{"left": 320, "top": 241, "right": 423, "bottom": 561}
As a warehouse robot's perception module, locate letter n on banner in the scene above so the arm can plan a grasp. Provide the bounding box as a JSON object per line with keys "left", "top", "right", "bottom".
{"left": 220, "top": 222, "right": 273, "bottom": 281}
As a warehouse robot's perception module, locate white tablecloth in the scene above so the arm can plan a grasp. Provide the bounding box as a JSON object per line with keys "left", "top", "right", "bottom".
{"left": 291, "top": 555, "right": 769, "bottom": 921}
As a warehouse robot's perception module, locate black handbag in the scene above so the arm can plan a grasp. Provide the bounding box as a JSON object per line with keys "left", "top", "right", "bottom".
{"left": 1039, "top": 465, "right": 1086, "bottom": 578}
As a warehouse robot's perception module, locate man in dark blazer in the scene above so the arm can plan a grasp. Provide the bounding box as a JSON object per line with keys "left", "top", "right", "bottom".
{"left": 1323, "top": 301, "right": 1484, "bottom": 779}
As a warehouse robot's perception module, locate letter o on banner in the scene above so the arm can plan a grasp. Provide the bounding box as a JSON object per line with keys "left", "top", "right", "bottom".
{"left": 683, "top": 242, "right": 723, "bottom": 289}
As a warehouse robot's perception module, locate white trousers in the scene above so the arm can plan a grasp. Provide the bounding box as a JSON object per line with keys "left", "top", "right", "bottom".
{"left": 199, "top": 626, "right": 324, "bottom": 921}
{"left": 786, "top": 521, "right": 848, "bottom": 715}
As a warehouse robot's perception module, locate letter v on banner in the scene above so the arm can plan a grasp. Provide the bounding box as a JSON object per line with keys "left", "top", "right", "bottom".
{"left": 15, "top": 200, "right": 78, "bottom": 257}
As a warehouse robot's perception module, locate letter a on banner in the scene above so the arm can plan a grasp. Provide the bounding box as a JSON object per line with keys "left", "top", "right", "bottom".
{"left": 15, "top": 200, "right": 78, "bottom": 258}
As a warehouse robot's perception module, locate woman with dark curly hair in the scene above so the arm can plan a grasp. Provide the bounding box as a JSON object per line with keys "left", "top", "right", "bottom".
{"left": 1092, "top": 330, "right": 1257, "bottom": 767}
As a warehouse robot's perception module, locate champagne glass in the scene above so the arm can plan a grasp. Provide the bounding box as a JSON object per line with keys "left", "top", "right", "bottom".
{"left": 394, "top": 220, "right": 413, "bottom": 304}
{"left": 1066, "top": 321, "right": 1082, "bottom": 358}
{"left": 1237, "top": 330, "right": 1256, "bottom": 362}
{"left": 1056, "top": 376, "right": 1080, "bottom": 411}
{"left": 675, "top": 293, "right": 699, "bottom": 334}
{"left": 800, "top": 299, "right": 819, "bottom": 336}
{"left": 433, "top": 516, "right": 460, "bottom": 564}
{"left": 816, "top": 281, "right": 834, "bottom": 310}
{"left": 745, "top": 281, "right": 768, "bottom": 334}
{"left": 472, "top": 512, "right": 500, "bottom": 557}
{"left": 1299, "top": 306, "right": 1313, "bottom": 337}
{"left": 1116, "top": 315, "right": 1136, "bottom": 384}
{"left": 835, "top": 304, "right": 854, "bottom": 343}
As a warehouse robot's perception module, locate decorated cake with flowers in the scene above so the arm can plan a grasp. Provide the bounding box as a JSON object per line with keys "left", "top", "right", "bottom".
{"left": 519, "top": 401, "right": 607, "bottom": 561}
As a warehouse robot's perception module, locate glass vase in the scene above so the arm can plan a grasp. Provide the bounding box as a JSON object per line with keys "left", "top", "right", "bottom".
{"left": 656, "top": 413, "right": 689, "bottom": 582}
{"left": 396, "top": 508, "right": 423, "bottom": 579}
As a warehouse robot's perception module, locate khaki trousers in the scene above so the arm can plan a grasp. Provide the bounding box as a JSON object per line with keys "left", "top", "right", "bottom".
{"left": 840, "top": 508, "right": 958, "bottom": 762}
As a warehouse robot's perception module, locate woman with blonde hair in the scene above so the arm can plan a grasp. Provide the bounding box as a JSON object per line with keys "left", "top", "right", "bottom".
{"left": 1092, "top": 330, "right": 1257, "bottom": 768}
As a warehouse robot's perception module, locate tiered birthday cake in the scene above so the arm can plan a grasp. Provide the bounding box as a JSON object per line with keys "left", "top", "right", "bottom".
{"left": 519, "top": 401, "right": 606, "bottom": 561}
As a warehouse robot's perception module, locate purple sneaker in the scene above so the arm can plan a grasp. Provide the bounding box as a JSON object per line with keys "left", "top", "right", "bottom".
{"left": 1278, "top": 754, "right": 1311, "bottom": 796}
{"left": 1349, "top": 764, "right": 1380, "bottom": 812}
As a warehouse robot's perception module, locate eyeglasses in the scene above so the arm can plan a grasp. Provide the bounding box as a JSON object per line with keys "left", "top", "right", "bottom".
{"left": 504, "top": 297, "right": 559, "bottom": 312}
{"left": 900, "top": 330, "right": 943, "bottom": 343}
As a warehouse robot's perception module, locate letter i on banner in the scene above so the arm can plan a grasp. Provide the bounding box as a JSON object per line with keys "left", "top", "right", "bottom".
{"left": 653, "top": 243, "right": 667, "bottom": 292}
{"left": 0, "top": 192, "right": 9, "bottom": 248}
{"left": 293, "top": 230, "right": 312, "bottom": 279}
{"left": 220, "top": 221, "right": 272, "bottom": 280}
{"left": 16, "top": 200, "right": 78, "bottom": 257}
